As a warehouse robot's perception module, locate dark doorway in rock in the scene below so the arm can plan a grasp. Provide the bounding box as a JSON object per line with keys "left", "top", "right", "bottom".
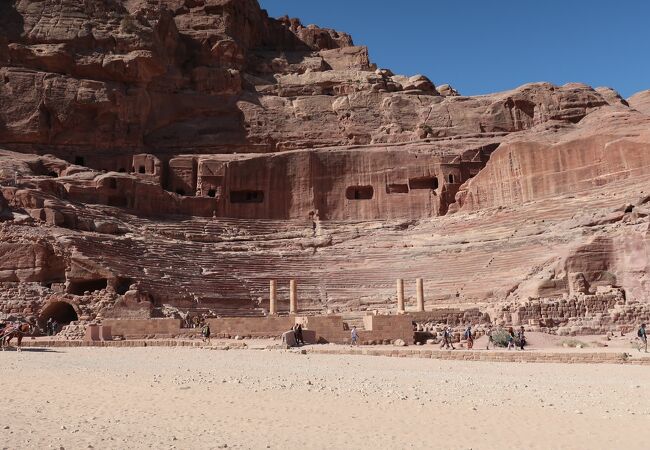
{"left": 346, "top": 185, "right": 374, "bottom": 200}
{"left": 448, "top": 174, "right": 455, "bottom": 184}
{"left": 409, "top": 176, "right": 439, "bottom": 190}
{"left": 138, "top": 166, "right": 146, "bottom": 174}
{"left": 67, "top": 279, "right": 108, "bottom": 295}
{"left": 74, "top": 156, "right": 85, "bottom": 166}
{"left": 230, "top": 190, "right": 264, "bottom": 203}
{"left": 39, "top": 301, "right": 78, "bottom": 327}
{"left": 114, "top": 277, "right": 133, "bottom": 295}
{"left": 386, "top": 183, "right": 409, "bottom": 194}
{"left": 207, "top": 189, "right": 216, "bottom": 198}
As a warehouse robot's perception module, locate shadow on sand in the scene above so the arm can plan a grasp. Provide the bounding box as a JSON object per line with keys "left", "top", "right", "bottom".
{"left": 2, "top": 347, "right": 61, "bottom": 353}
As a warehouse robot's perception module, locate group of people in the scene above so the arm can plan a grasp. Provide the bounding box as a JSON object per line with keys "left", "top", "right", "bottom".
{"left": 439, "top": 324, "right": 527, "bottom": 350}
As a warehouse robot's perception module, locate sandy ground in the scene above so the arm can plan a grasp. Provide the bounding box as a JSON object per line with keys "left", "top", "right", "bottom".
{"left": 1, "top": 347, "right": 650, "bottom": 450}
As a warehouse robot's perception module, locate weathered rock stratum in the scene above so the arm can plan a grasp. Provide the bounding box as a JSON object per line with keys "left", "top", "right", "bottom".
{"left": 0, "top": 0, "right": 648, "bottom": 334}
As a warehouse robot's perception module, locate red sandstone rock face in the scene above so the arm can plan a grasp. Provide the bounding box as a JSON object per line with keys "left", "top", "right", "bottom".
{"left": 628, "top": 90, "right": 650, "bottom": 116}
{"left": 0, "top": 0, "right": 648, "bottom": 329}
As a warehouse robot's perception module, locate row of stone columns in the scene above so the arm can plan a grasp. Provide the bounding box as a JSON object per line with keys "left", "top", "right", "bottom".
{"left": 270, "top": 278, "right": 424, "bottom": 315}
{"left": 268, "top": 279, "right": 298, "bottom": 315}
{"left": 396, "top": 278, "right": 425, "bottom": 314}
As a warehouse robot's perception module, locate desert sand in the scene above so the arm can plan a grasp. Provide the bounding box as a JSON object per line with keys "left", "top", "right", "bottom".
{"left": 1, "top": 347, "right": 650, "bottom": 449}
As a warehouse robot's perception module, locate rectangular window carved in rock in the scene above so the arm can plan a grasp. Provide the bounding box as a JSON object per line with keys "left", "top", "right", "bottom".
{"left": 230, "top": 190, "right": 264, "bottom": 203}
{"left": 386, "top": 183, "right": 409, "bottom": 194}
{"left": 346, "top": 185, "right": 374, "bottom": 200}
{"left": 409, "top": 176, "right": 438, "bottom": 190}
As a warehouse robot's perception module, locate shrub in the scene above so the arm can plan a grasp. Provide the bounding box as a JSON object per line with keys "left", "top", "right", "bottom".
{"left": 492, "top": 329, "right": 523, "bottom": 348}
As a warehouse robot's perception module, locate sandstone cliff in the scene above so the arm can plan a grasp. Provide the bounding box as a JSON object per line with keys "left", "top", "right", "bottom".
{"left": 0, "top": 0, "right": 648, "bottom": 333}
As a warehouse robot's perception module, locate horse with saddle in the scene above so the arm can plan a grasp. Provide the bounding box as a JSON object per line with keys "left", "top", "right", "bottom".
{"left": 0, "top": 320, "right": 36, "bottom": 351}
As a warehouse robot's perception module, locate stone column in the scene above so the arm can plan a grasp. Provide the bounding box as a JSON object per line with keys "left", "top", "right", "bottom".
{"left": 396, "top": 279, "right": 405, "bottom": 314}
{"left": 416, "top": 278, "right": 425, "bottom": 312}
{"left": 269, "top": 280, "right": 277, "bottom": 315}
{"left": 289, "top": 279, "right": 298, "bottom": 315}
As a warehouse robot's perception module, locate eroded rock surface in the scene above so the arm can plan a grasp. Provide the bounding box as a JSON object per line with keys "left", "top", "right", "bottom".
{"left": 0, "top": 0, "right": 648, "bottom": 333}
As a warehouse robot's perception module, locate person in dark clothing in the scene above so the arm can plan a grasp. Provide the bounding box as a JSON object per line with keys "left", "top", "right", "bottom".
{"left": 294, "top": 324, "right": 305, "bottom": 345}
{"left": 638, "top": 323, "right": 647, "bottom": 353}
{"left": 517, "top": 326, "right": 526, "bottom": 350}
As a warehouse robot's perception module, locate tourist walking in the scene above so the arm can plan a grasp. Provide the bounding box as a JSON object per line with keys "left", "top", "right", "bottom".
{"left": 440, "top": 326, "right": 455, "bottom": 350}
{"left": 351, "top": 326, "right": 358, "bottom": 346}
{"left": 517, "top": 326, "right": 526, "bottom": 350}
{"left": 464, "top": 325, "right": 474, "bottom": 349}
{"left": 486, "top": 324, "right": 494, "bottom": 350}
{"left": 507, "top": 327, "right": 515, "bottom": 350}
{"left": 638, "top": 323, "right": 648, "bottom": 353}
{"left": 201, "top": 322, "right": 211, "bottom": 344}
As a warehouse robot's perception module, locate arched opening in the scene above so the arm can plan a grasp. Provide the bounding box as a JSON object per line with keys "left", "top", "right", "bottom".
{"left": 448, "top": 174, "right": 455, "bottom": 184}
{"left": 39, "top": 301, "right": 78, "bottom": 329}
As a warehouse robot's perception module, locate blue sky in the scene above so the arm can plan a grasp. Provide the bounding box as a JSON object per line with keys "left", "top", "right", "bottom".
{"left": 259, "top": 1, "right": 649, "bottom": 98}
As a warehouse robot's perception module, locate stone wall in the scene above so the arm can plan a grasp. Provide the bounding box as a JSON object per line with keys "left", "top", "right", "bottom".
{"left": 206, "top": 316, "right": 294, "bottom": 337}
{"left": 102, "top": 318, "right": 182, "bottom": 338}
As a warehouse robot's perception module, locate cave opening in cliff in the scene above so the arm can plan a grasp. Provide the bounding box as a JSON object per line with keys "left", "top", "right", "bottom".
{"left": 409, "top": 176, "right": 439, "bottom": 190}
{"left": 67, "top": 278, "right": 108, "bottom": 295}
{"left": 346, "top": 185, "right": 374, "bottom": 200}
{"left": 230, "top": 190, "right": 264, "bottom": 203}
{"left": 386, "top": 183, "right": 409, "bottom": 194}
{"left": 114, "top": 277, "right": 133, "bottom": 295}
{"left": 39, "top": 301, "right": 78, "bottom": 328}
{"left": 74, "top": 156, "right": 85, "bottom": 166}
